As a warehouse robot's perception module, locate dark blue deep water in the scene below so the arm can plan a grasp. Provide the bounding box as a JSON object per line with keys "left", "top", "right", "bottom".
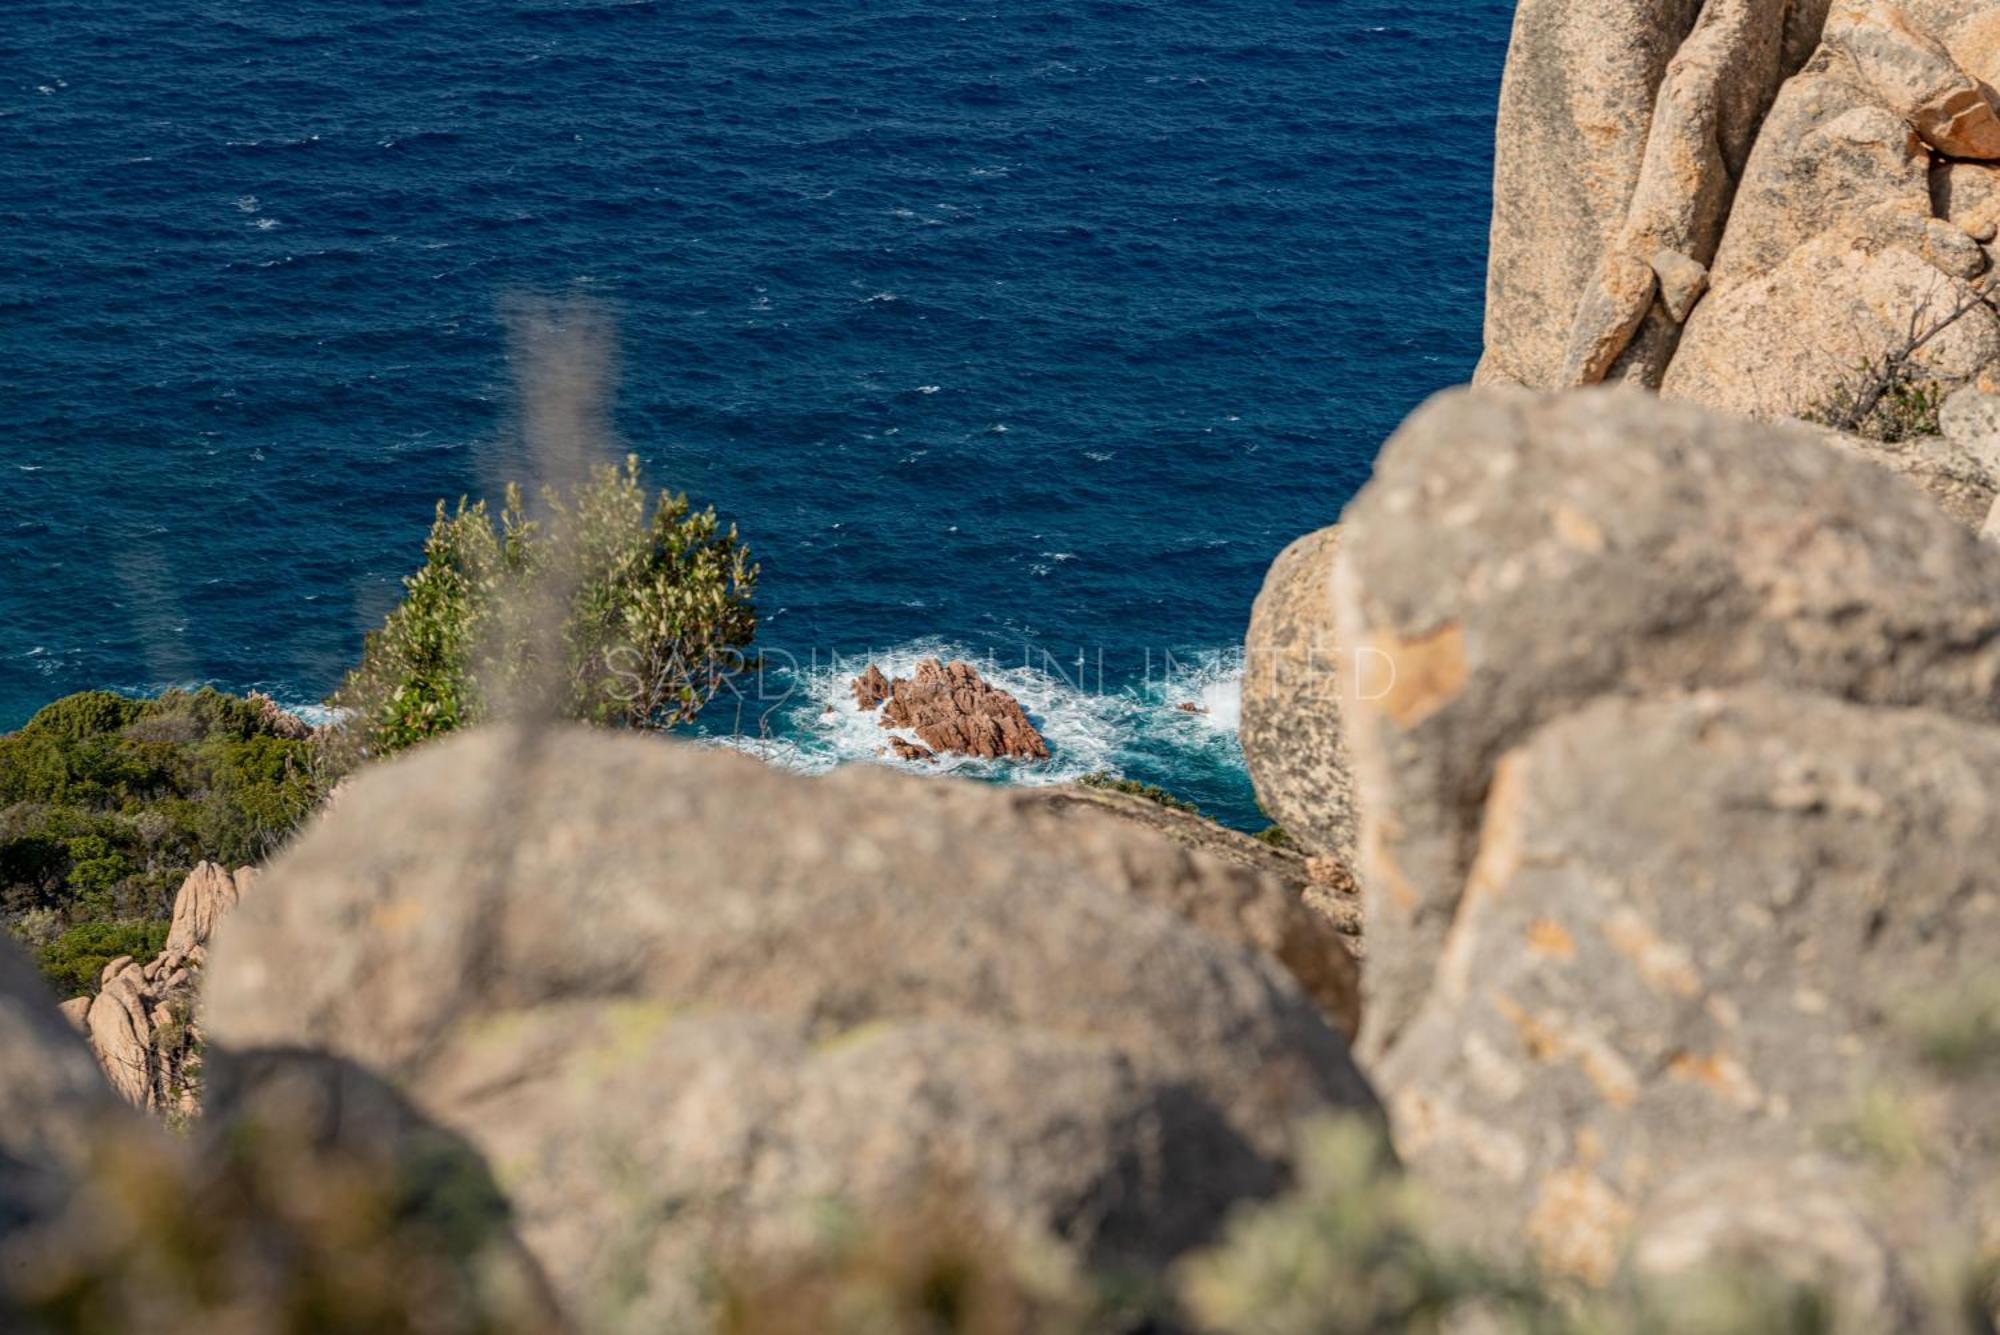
{"left": 1, "top": 0, "right": 1509, "bottom": 826}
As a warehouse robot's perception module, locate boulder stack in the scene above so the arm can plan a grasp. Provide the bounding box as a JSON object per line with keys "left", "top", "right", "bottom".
{"left": 71, "top": 861, "right": 256, "bottom": 1115}
{"left": 1482, "top": 0, "right": 2000, "bottom": 423}
{"left": 1247, "top": 386, "right": 2000, "bottom": 1298}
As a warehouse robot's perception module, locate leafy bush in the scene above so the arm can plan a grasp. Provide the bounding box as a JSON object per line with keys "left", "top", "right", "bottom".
{"left": 330, "top": 455, "right": 757, "bottom": 763}
{"left": 36, "top": 920, "right": 171, "bottom": 998}
{"left": 1078, "top": 771, "right": 1201, "bottom": 815}
{"left": 0, "top": 688, "right": 321, "bottom": 995}
{"left": 1808, "top": 364, "right": 1946, "bottom": 444}
{"left": 1252, "top": 825, "right": 1295, "bottom": 850}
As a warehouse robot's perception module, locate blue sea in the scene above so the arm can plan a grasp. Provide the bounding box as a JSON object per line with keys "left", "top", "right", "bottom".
{"left": 0, "top": 0, "right": 1509, "bottom": 828}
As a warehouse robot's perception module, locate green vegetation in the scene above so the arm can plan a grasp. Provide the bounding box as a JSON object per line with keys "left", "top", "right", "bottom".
{"left": 1808, "top": 363, "right": 1946, "bottom": 443}
{"left": 1898, "top": 977, "right": 2000, "bottom": 1078}
{"left": 0, "top": 688, "right": 322, "bottom": 996}
{"left": 330, "top": 455, "right": 757, "bottom": 766}
{"left": 2, "top": 458, "right": 757, "bottom": 997}
{"left": 1078, "top": 771, "right": 1201, "bottom": 815}
{"left": 1252, "top": 824, "right": 1295, "bottom": 850}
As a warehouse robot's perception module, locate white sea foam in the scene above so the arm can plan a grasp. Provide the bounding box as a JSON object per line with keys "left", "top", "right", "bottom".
{"left": 700, "top": 639, "right": 1243, "bottom": 790}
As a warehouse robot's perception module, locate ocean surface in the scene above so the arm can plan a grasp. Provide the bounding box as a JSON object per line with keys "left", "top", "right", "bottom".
{"left": 0, "top": 0, "right": 1510, "bottom": 828}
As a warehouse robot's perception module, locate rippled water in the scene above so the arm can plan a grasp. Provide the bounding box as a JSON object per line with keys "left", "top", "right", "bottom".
{"left": 0, "top": 0, "right": 1510, "bottom": 826}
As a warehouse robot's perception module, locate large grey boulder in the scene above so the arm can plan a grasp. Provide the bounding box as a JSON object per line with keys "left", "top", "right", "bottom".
{"left": 1377, "top": 688, "right": 2000, "bottom": 1291}
{"left": 1240, "top": 525, "right": 1358, "bottom": 872}
{"left": 204, "top": 727, "right": 1378, "bottom": 1331}
{"left": 1020, "top": 782, "right": 1363, "bottom": 1036}
{"left": 1332, "top": 388, "right": 2000, "bottom": 1057}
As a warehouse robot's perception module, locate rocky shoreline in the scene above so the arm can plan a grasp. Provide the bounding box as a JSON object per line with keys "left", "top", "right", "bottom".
{"left": 8, "top": 2, "right": 2000, "bottom": 1329}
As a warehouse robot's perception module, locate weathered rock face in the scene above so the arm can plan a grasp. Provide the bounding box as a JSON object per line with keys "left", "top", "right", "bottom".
{"left": 1556, "top": 0, "right": 1798, "bottom": 388}
{"left": 1476, "top": 0, "right": 1707, "bottom": 389}
{"left": 1662, "top": 31, "right": 2000, "bottom": 421}
{"left": 1378, "top": 688, "right": 2000, "bottom": 1287}
{"left": 853, "top": 657, "right": 1050, "bottom": 761}
{"left": 1240, "top": 525, "right": 1358, "bottom": 870}
{"left": 1829, "top": 1, "right": 2000, "bottom": 160}
{"left": 1810, "top": 414, "right": 1999, "bottom": 527}
{"left": 204, "top": 727, "right": 1376, "bottom": 1330}
{"left": 1331, "top": 387, "right": 2000, "bottom": 1057}
{"left": 76, "top": 860, "right": 256, "bottom": 1115}
{"left": 1483, "top": 0, "right": 2000, "bottom": 413}
{"left": 1019, "top": 784, "right": 1362, "bottom": 1038}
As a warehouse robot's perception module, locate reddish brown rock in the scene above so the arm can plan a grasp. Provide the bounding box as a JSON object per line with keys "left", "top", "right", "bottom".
{"left": 246, "top": 690, "right": 313, "bottom": 741}
{"left": 884, "top": 736, "right": 937, "bottom": 764}
{"left": 851, "top": 664, "right": 891, "bottom": 711}
{"left": 1176, "top": 701, "right": 1207, "bottom": 714}
{"left": 856, "top": 658, "right": 1051, "bottom": 761}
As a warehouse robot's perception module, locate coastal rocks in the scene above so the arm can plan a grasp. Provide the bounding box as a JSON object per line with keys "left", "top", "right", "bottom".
{"left": 1377, "top": 688, "right": 2000, "bottom": 1286}
{"left": 1241, "top": 526, "right": 1358, "bottom": 871}
{"left": 245, "top": 689, "right": 313, "bottom": 741}
{"left": 1660, "top": 30, "right": 2000, "bottom": 422}
{"left": 203, "top": 726, "right": 1377, "bottom": 1328}
{"left": 1330, "top": 387, "right": 2000, "bottom": 1057}
{"left": 163, "top": 860, "right": 255, "bottom": 958}
{"left": 1475, "top": 0, "right": 1708, "bottom": 389}
{"left": 1555, "top": 0, "right": 1796, "bottom": 387}
{"left": 1480, "top": 0, "right": 2000, "bottom": 410}
{"left": 850, "top": 663, "right": 891, "bottom": 710}
{"left": 1825, "top": 1, "right": 2000, "bottom": 160}
{"left": 853, "top": 657, "right": 1050, "bottom": 761}
{"left": 79, "top": 861, "right": 255, "bottom": 1114}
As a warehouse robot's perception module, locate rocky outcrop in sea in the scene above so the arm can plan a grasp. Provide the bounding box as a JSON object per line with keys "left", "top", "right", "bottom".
{"left": 852, "top": 656, "right": 1051, "bottom": 761}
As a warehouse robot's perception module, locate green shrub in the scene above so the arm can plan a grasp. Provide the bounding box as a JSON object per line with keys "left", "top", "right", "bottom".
{"left": 1807, "top": 362, "right": 1947, "bottom": 444}
{"left": 0, "top": 687, "right": 322, "bottom": 993}
{"left": 1078, "top": 771, "right": 1201, "bottom": 815}
{"left": 22, "top": 691, "right": 149, "bottom": 743}
{"left": 331, "top": 455, "right": 757, "bottom": 763}
{"left": 1253, "top": 825, "right": 1295, "bottom": 850}
{"left": 37, "top": 920, "right": 171, "bottom": 998}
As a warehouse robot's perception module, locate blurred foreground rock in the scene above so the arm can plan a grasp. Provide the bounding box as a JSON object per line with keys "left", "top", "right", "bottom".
{"left": 1235, "top": 385, "right": 2000, "bottom": 1313}
{"left": 1332, "top": 387, "right": 2000, "bottom": 1058}
{"left": 1, "top": 933, "right": 562, "bottom": 1334}
{"left": 203, "top": 729, "right": 1375, "bottom": 1330}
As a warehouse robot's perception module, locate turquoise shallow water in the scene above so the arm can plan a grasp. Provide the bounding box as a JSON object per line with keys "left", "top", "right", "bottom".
{"left": 0, "top": 0, "right": 1510, "bottom": 827}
